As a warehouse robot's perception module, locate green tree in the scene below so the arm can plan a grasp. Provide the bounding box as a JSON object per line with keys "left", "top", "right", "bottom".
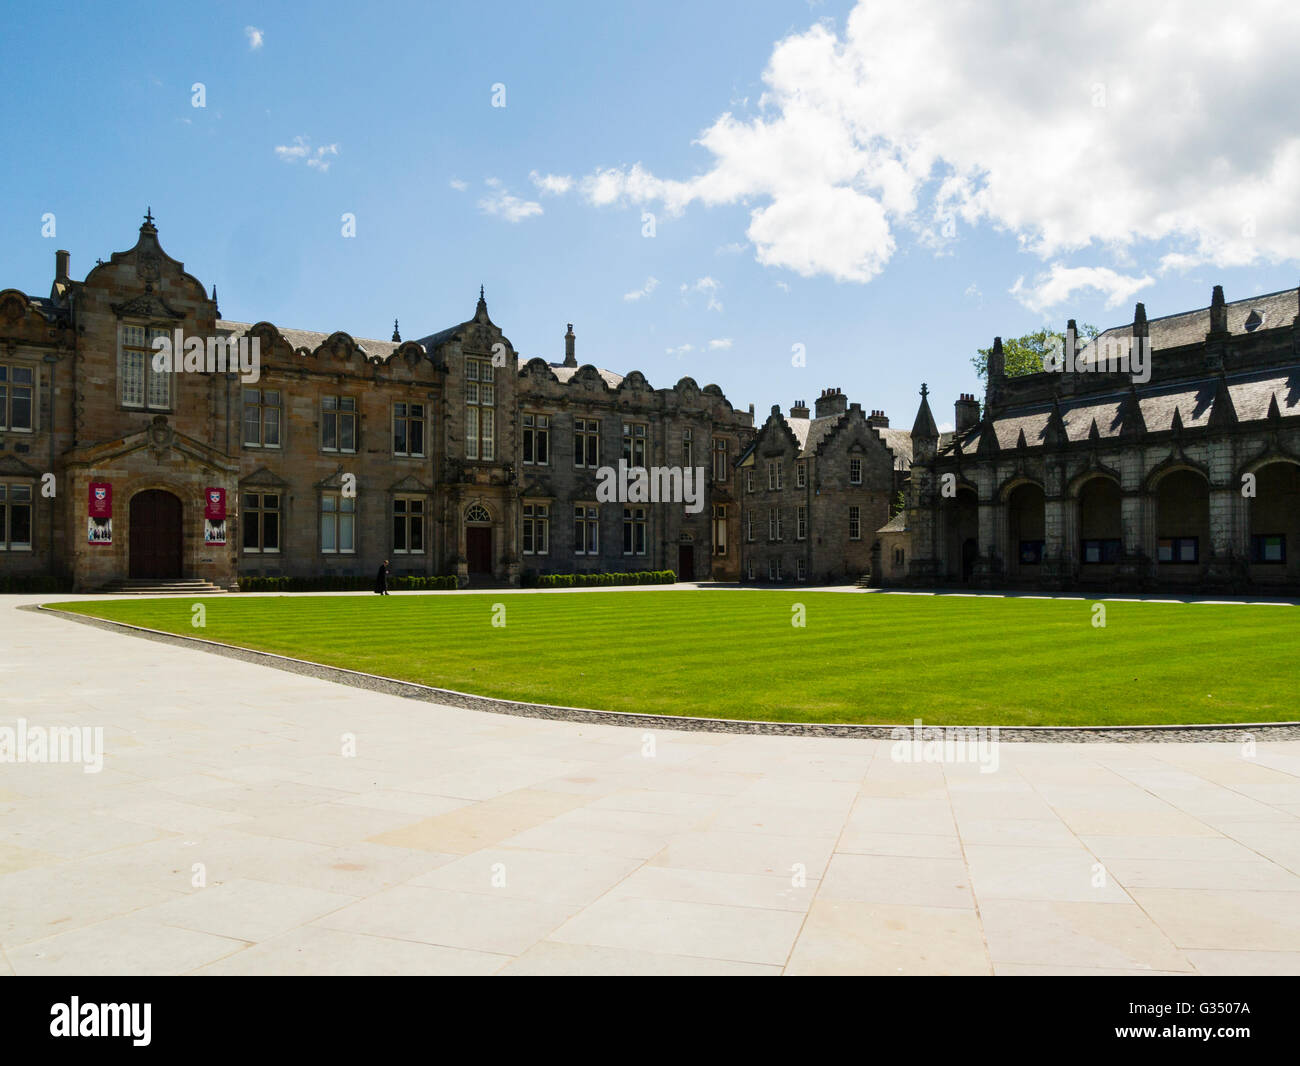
{"left": 972, "top": 323, "right": 1099, "bottom": 384}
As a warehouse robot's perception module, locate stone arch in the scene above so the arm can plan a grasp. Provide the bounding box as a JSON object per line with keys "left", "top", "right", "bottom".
{"left": 996, "top": 473, "right": 1043, "bottom": 504}
{"left": 1143, "top": 455, "right": 1210, "bottom": 494}
{"left": 1246, "top": 460, "right": 1300, "bottom": 584}
{"left": 1075, "top": 472, "right": 1123, "bottom": 568}
{"left": 1154, "top": 467, "right": 1210, "bottom": 574}
{"left": 939, "top": 480, "right": 979, "bottom": 583}
{"left": 1006, "top": 481, "right": 1046, "bottom": 579}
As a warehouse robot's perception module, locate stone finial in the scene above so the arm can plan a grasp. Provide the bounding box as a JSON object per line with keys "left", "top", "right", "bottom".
{"left": 988, "top": 337, "right": 1004, "bottom": 379}
{"left": 911, "top": 384, "right": 938, "bottom": 441}
{"left": 1133, "top": 302, "right": 1148, "bottom": 338}
{"left": 1209, "top": 284, "right": 1228, "bottom": 335}
{"left": 1207, "top": 372, "right": 1239, "bottom": 427}
{"left": 564, "top": 323, "right": 576, "bottom": 368}
{"left": 392, "top": 318, "right": 401, "bottom": 343}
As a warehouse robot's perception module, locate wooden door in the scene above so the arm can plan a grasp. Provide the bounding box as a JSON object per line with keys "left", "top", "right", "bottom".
{"left": 129, "top": 490, "right": 183, "bottom": 578}
{"left": 466, "top": 526, "right": 492, "bottom": 575}
{"left": 678, "top": 545, "right": 694, "bottom": 580}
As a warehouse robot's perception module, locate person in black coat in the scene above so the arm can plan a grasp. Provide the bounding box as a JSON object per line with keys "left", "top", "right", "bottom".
{"left": 374, "top": 559, "right": 390, "bottom": 595}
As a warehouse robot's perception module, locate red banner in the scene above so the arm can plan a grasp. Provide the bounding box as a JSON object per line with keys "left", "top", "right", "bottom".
{"left": 204, "top": 487, "right": 226, "bottom": 521}
{"left": 88, "top": 483, "right": 112, "bottom": 518}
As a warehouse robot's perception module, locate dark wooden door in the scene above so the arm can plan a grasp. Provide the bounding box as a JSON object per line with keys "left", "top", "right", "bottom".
{"left": 678, "top": 545, "right": 694, "bottom": 580}
{"left": 466, "top": 526, "right": 492, "bottom": 575}
{"left": 130, "top": 490, "right": 183, "bottom": 578}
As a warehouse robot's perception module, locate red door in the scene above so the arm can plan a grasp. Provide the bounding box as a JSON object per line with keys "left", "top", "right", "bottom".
{"left": 466, "top": 526, "right": 492, "bottom": 575}
{"left": 129, "top": 490, "right": 183, "bottom": 578}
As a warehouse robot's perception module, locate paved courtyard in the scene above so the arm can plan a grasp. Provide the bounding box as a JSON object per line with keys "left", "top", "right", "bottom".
{"left": 2, "top": 594, "right": 1299, "bottom": 976}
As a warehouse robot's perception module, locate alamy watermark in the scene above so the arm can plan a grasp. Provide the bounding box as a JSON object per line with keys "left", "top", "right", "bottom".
{"left": 1044, "top": 324, "right": 1150, "bottom": 384}
{"left": 151, "top": 328, "right": 261, "bottom": 384}
{"left": 595, "top": 459, "right": 706, "bottom": 513}
{"left": 0, "top": 718, "right": 104, "bottom": 773}
{"left": 890, "top": 719, "right": 1000, "bottom": 773}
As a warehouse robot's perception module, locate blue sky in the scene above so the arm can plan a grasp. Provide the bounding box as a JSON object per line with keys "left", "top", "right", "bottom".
{"left": 2, "top": 0, "right": 1297, "bottom": 431}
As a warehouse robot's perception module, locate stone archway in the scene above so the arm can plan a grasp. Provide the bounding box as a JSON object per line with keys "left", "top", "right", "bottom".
{"left": 129, "top": 489, "right": 183, "bottom": 578}
{"left": 1077, "top": 475, "right": 1123, "bottom": 568}
{"left": 1155, "top": 468, "right": 1210, "bottom": 577}
{"left": 1248, "top": 460, "right": 1300, "bottom": 585}
{"left": 464, "top": 502, "right": 493, "bottom": 576}
{"left": 941, "top": 485, "right": 979, "bottom": 583}
{"left": 1006, "top": 482, "right": 1045, "bottom": 581}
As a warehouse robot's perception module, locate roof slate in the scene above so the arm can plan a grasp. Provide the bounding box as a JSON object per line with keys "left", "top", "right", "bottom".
{"left": 1077, "top": 287, "right": 1299, "bottom": 365}
{"left": 218, "top": 319, "right": 403, "bottom": 361}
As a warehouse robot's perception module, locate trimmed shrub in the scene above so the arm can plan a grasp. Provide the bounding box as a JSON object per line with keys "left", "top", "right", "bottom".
{"left": 0, "top": 573, "right": 75, "bottom": 594}
{"left": 530, "top": 570, "right": 676, "bottom": 589}
{"left": 237, "top": 574, "right": 460, "bottom": 593}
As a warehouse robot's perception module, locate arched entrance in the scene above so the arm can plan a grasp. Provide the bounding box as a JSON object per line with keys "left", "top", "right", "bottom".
{"left": 1007, "top": 482, "right": 1045, "bottom": 580}
{"left": 1155, "top": 469, "right": 1209, "bottom": 579}
{"left": 1248, "top": 461, "right": 1300, "bottom": 585}
{"left": 942, "top": 486, "right": 979, "bottom": 583}
{"left": 678, "top": 533, "right": 694, "bottom": 581}
{"left": 1077, "top": 475, "right": 1123, "bottom": 569}
{"left": 129, "top": 489, "right": 183, "bottom": 578}
{"left": 464, "top": 503, "right": 493, "bottom": 576}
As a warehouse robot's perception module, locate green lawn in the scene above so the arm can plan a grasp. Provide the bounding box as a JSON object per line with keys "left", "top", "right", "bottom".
{"left": 49, "top": 591, "right": 1299, "bottom": 726}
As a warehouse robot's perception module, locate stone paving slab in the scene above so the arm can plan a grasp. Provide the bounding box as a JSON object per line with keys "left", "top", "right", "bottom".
{"left": 2, "top": 594, "right": 1299, "bottom": 975}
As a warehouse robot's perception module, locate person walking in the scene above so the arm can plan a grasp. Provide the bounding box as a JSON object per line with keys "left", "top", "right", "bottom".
{"left": 374, "top": 559, "right": 391, "bottom": 595}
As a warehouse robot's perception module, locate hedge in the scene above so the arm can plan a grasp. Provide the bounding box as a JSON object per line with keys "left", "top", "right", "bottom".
{"left": 520, "top": 570, "right": 676, "bottom": 589}
{"left": 238, "top": 574, "right": 460, "bottom": 593}
{"left": 0, "top": 573, "right": 75, "bottom": 594}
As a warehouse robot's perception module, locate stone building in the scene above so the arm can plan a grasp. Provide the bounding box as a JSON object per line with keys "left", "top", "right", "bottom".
{"left": 0, "top": 215, "right": 753, "bottom": 591}
{"left": 736, "top": 388, "right": 907, "bottom": 584}
{"left": 891, "top": 285, "right": 1300, "bottom": 594}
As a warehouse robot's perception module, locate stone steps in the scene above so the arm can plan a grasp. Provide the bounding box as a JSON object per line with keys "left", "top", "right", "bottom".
{"left": 97, "top": 579, "right": 226, "bottom": 595}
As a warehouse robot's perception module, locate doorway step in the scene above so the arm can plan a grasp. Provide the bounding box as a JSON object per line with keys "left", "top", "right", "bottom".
{"left": 97, "top": 578, "right": 226, "bottom": 595}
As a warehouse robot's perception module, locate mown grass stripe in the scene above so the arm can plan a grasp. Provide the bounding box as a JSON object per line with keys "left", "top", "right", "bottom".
{"left": 49, "top": 591, "right": 1298, "bottom": 726}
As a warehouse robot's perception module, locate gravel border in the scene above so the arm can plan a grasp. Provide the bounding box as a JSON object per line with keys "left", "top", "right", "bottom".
{"left": 32, "top": 604, "right": 1300, "bottom": 744}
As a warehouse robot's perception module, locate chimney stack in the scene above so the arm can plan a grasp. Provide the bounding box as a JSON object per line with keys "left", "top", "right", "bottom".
{"left": 563, "top": 323, "right": 576, "bottom": 367}
{"left": 55, "top": 249, "right": 69, "bottom": 284}
{"left": 813, "top": 387, "right": 848, "bottom": 419}
{"left": 955, "top": 393, "right": 981, "bottom": 434}
{"left": 789, "top": 399, "right": 810, "bottom": 419}
{"left": 867, "top": 409, "right": 890, "bottom": 429}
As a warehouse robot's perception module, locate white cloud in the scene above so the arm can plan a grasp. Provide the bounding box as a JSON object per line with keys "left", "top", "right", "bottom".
{"left": 274, "top": 136, "right": 339, "bottom": 172}
{"left": 665, "top": 343, "right": 695, "bottom": 356}
{"left": 479, "top": 178, "right": 543, "bottom": 222}
{"left": 1010, "top": 264, "right": 1154, "bottom": 315}
{"left": 577, "top": 2, "right": 1300, "bottom": 285}
{"left": 245, "top": 26, "right": 264, "bottom": 50}
{"left": 449, "top": 178, "right": 468, "bottom": 192}
{"left": 715, "top": 242, "right": 747, "bottom": 255}
{"left": 530, "top": 170, "right": 574, "bottom": 195}
{"left": 682, "top": 276, "right": 724, "bottom": 312}
{"left": 708, "top": 338, "right": 733, "bottom": 350}
{"left": 623, "top": 277, "right": 660, "bottom": 302}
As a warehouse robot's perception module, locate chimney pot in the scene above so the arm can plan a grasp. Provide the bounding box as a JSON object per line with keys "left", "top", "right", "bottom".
{"left": 955, "top": 393, "right": 981, "bottom": 435}
{"left": 55, "top": 249, "right": 69, "bottom": 284}
{"left": 813, "top": 388, "right": 848, "bottom": 419}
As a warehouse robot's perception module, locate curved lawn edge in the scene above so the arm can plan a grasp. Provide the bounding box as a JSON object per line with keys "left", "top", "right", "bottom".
{"left": 34, "top": 603, "right": 1300, "bottom": 743}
